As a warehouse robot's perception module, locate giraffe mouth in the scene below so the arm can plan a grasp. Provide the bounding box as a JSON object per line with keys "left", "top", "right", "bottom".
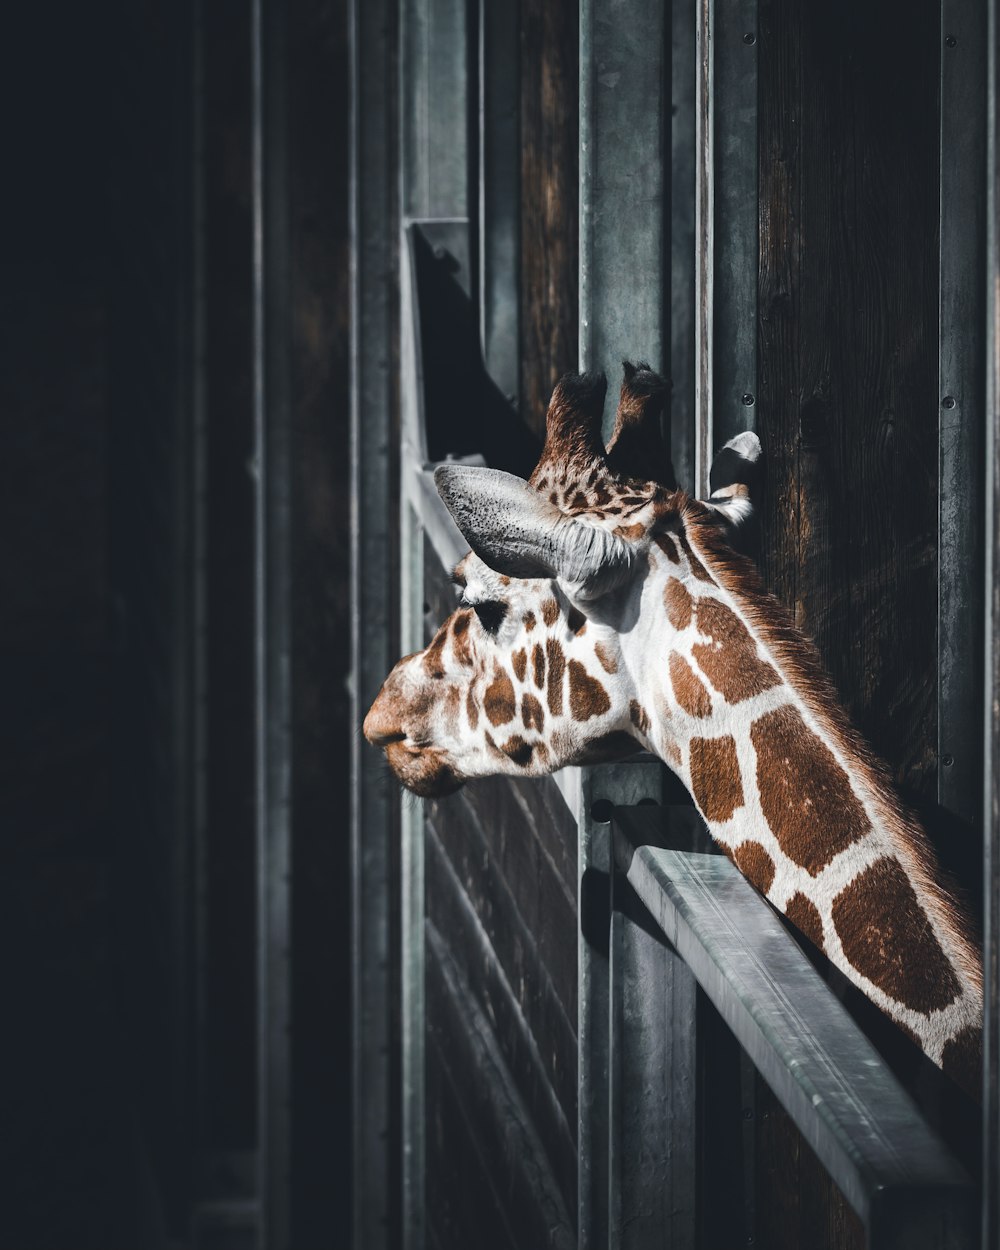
{"left": 384, "top": 741, "right": 464, "bottom": 798}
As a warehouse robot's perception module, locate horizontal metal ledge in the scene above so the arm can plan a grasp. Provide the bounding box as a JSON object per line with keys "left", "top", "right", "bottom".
{"left": 612, "top": 806, "right": 975, "bottom": 1250}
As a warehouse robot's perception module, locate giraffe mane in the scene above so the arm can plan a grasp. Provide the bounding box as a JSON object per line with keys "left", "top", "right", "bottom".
{"left": 680, "top": 497, "right": 983, "bottom": 998}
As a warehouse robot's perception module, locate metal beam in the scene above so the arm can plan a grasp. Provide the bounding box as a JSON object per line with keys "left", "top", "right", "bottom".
{"left": 613, "top": 808, "right": 975, "bottom": 1250}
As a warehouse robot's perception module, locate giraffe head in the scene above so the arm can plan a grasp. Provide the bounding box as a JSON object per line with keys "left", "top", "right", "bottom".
{"left": 364, "top": 366, "right": 759, "bottom": 796}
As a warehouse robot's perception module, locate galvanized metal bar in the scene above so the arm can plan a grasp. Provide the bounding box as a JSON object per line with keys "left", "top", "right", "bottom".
{"left": 983, "top": 2, "right": 1000, "bottom": 1241}
{"left": 694, "top": 0, "right": 715, "bottom": 498}
{"left": 695, "top": 0, "right": 758, "bottom": 497}
{"left": 478, "top": 0, "right": 520, "bottom": 404}
{"left": 609, "top": 876, "right": 698, "bottom": 1250}
{"left": 399, "top": 7, "right": 469, "bottom": 1249}
{"left": 671, "top": 0, "right": 698, "bottom": 492}
{"left": 576, "top": 764, "right": 666, "bottom": 1250}
{"left": 252, "top": 0, "right": 292, "bottom": 1245}
{"left": 712, "top": 0, "right": 758, "bottom": 456}
{"left": 349, "top": 0, "right": 397, "bottom": 1243}
{"left": 578, "top": 6, "right": 673, "bottom": 1245}
{"left": 938, "top": 1, "right": 988, "bottom": 827}
{"left": 579, "top": 0, "right": 669, "bottom": 433}
{"left": 613, "top": 813, "right": 975, "bottom": 1250}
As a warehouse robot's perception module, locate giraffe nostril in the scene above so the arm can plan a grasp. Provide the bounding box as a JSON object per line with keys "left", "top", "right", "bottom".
{"left": 363, "top": 700, "right": 407, "bottom": 747}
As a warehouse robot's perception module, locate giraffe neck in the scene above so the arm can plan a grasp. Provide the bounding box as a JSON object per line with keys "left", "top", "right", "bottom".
{"left": 628, "top": 508, "right": 982, "bottom": 1092}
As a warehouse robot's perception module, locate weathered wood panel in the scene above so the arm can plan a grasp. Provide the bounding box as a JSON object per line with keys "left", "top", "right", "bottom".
{"left": 755, "top": 1, "right": 944, "bottom": 1246}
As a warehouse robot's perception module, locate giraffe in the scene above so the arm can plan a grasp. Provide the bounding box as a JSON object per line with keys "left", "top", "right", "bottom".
{"left": 364, "top": 365, "right": 983, "bottom": 1096}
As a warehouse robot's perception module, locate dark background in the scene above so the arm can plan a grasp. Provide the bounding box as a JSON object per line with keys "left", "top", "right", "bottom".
{"left": 1, "top": 1, "right": 350, "bottom": 1246}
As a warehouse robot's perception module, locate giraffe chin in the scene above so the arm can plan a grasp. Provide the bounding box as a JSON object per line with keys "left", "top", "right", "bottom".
{"left": 384, "top": 742, "right": 464, "bottom": 798}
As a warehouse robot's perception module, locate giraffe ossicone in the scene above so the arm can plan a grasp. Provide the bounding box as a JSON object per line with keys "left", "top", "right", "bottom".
{"left": 364, "top": 364, "right": 983, "bottom": 1095}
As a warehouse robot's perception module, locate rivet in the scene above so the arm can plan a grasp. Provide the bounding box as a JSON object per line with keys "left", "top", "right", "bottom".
{"left": 942, "top": 395, "right": 957, "bottom": 409}
{"left": 591, "top": 798, "right": 615, "bottom": 824}
{"left": 742, "top": 1106, "right": 754, "bottom": 1120}
{"left": 742, "top": 392, "right": 756, "bottom": 406}
{"left": 743, "top": 31, "right": 756, "bottom": 45}
{"left": 943, "top": 754, "right": 955, "bottom": 768}
{"left": 945, "top": 34, "right": 957, "bottom": 48}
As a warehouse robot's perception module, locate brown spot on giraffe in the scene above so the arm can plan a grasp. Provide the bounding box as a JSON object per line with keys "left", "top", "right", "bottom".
{"left": 785, "top": 892, "right": 825, "bottom": 951}
{"left": 689, "top": 735, "right": 744, "bottom": 822}
{"left": 523, "top": 611, "right": 536, "bottom": 632}
{"left": 941, "top": 1025, "right": 982, "bottom": 1095}
{"left": 692, "top": 597, "right": 781, "bottom": 703}
{"left": 532, "top": 643, "right": 546, "bottom": 689}
{"left": 567, "top": 606, "right": 587, "bottom": 635}
{"left": 594, "top": 642, "right": 618, "bottom": 674}
{"left": 832, "top": 857, "right": 961, "bottom": 1014}
{"left": 483, "top": 664, "right": 517, "bottom": 726}
{"left": 542, "top": 598, "right": 560, "bottom": 627}
{"left": 629, "top": 700, "right": 650, "bottom": 736}
{"left": 521, "top": 693, "right": 545, "bottom": 732}
{"left": 664, "top": 578, "right": 693, "bottom": 630}
{"left": 465, "top": 687, "right": 479, "bottom": 730}
{"left": 512, "top": 649, "right": 527, "bottom": 683}
{"left": 451, "top": 611, "right": 474, "bottom": 666}
{"left": 614, "top": 522, "right": 645, "bottom": 541}
{"left": 501, "top": 735, "right": 534, "bottom": 767}
{"left": 751, "top": 705, "right": 870, "bottom": 876}
{"left": 545, "top": 639, "right": 565, "bottom": 716}
{"left": 669, "top": 652, "right": 712, "bottom": 718}
{"left": 569, "top": 491, "right": 589, "bottom": 511}
{"left": 568, "top": 660, "right": 611, "bottom": 721}
{"left": 733, "top": 841, "right": 775, "bottom": 895}
{"left": 653, "top": 533, "right": 680, "bottom": 563}
{"left": 593, "top": 482, "right": 613, "bottom": 507}
{"left": 442, "top": 685, "right": 461, "bottom": 733}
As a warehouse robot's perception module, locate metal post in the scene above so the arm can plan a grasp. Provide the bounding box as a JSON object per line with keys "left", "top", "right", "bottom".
{"left": 695, "top": 0, "right": 758, "bottom": 497}
{"left": 478, "top": 0, "right": 520, "bottom": 403}
{"left": 399, "top": 5, "right": 469, "bottom": 1247}
{"left": 577, "top": 4, "right": 674, "bottom": 1245}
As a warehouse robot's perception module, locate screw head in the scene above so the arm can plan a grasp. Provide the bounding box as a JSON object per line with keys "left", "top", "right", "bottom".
{"left": 591, "top": 799, "right": 615, "bottom": 824}
{"left": 945, "top": 33, "right": 957, "bottom": 47}
{"left": 742, "top": 392, "right": 756, "bottom": 406}
{"left": 743, "top": 31, "right": 756, "bottom": 45}
{"left": 942, "top": 395, "right": 957, "bottom": 409}
{"left": 942, "top": 754, "right": 955, "bottom": 768}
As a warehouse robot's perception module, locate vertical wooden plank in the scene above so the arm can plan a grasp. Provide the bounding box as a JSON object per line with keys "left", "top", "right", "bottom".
{"left": 756, "top": 2, "right": 944, "bottom": 1246}
{"left": 350, "top": 0, "right": 398, "bottom": 1243}
{"left": 938, "top": 0, "right": 988, "bottom": 827}
{"left": 253, "top": 0, "right": 293, "bottom": 1243}
{"left": 520, "top": 0, "right": 578, "bottom": 436}
{"left": 984, "top": 1, "right": 1000, "bottom": 1239}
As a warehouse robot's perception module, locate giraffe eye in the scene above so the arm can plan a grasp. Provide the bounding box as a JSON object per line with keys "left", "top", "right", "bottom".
{"left": 473, "top": 600, "right": 507, "bottom": 635}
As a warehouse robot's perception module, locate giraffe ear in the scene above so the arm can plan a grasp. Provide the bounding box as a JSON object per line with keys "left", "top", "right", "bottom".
{"left": 705, "top": 431, "right": 761, "bottom": 551}
{"left": 434, "top": 464, "right": 636, "bottom": 599}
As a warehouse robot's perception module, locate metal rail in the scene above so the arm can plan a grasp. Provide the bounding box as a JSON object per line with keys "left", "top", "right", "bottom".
{"left": 612, "top": 805, "right": 975, "bottom": 1250}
